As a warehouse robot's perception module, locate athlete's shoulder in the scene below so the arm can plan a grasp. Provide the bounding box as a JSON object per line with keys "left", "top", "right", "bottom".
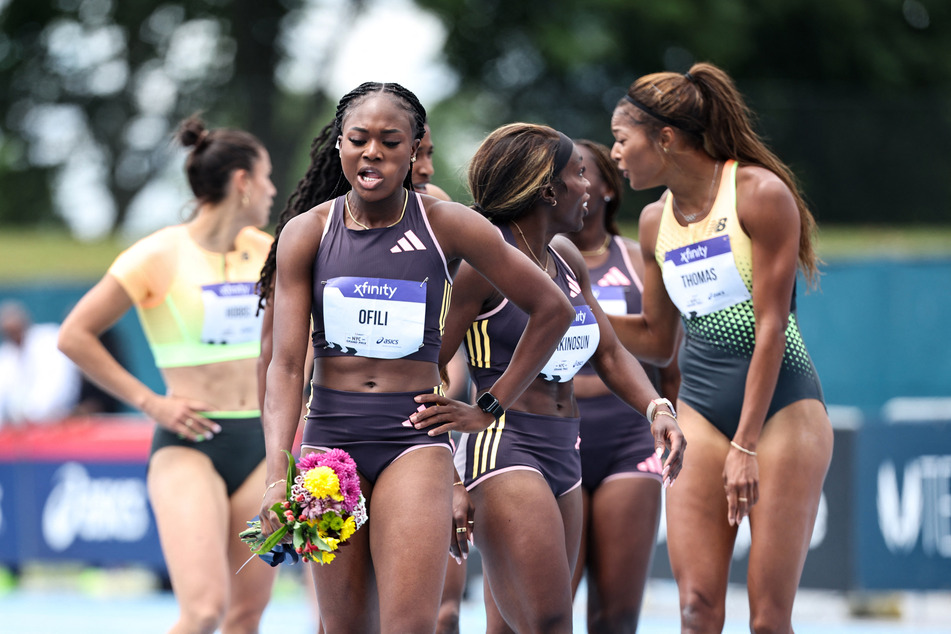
{"left": 237, "top": 226, "right": 274, "bottom": 249}
{"left": 424, "top": 183, "right": 452, "bottom": 202}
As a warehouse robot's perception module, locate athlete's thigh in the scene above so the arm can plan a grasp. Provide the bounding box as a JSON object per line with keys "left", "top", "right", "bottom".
{"left": 747, "top": 399, "right": 832, "bottom": 607}
{"left": 571, "top": 487, "right": 592, "bottom": 596}
{"left": 370, "top": 447, "right": 455, "bottom": 619}
{"left": 665, "top": 403, "right": 737, "bottom": 597}
{"left": 588, "top": 476, "right": 661, "bottom": 603}
{"left": 148, "top": 447, "right": 231, "bottom": 598}
{"left": 472, "top": 470, "right": 574, "bottom": 624}
{"left": 310, "top": 465, "right": 376, "bottom": 632}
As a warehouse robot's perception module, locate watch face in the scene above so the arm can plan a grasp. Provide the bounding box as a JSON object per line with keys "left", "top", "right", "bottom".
{"left": 478, "top": 392, "right": 502, "bottom": 417}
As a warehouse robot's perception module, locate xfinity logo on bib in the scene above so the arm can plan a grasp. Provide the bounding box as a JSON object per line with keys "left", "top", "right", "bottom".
{"left": 42, "top": 463, "right": 151, "bottom": 551}
{"left": 216, "top": 282, "right": 254, "bottom": 296}
{"left": 679, "top": 245, "right": 708, "bottom": 263}
{"left": 574, "top": 309, "right": 587, "bottom": 324}
{"left": 353, "top": 281, "right": 399, "bottom": 299}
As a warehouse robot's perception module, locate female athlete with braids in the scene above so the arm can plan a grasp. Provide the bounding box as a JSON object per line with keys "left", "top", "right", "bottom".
{"left": 256, "top": 82, "right": 575, "bottom": 633}
{"left": 607, "top": 62, "right": 831, "bottom": 632}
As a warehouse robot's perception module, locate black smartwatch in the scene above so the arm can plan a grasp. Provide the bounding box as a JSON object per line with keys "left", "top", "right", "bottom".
{"left": 476, "top": 391, "right": 505, "bottom": 421}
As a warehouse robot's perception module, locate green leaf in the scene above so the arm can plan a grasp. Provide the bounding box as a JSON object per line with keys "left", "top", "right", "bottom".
{"left": 293, "top": 528, "right": 305, "bottom": 551}
{"left": 311, "top": 534, "right": 333, "bottom": 552}
{"left": 282, "top": 449, "right": 298, "bottom": 498}
{"left": 252, "top": 525, "right": 288, "bottom": 555}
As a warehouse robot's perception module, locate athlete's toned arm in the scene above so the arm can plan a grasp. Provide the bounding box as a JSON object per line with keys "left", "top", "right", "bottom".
{"left": 621, "top": 234, "right": 684, "bottom": 397}
{"left": 411, "top": 202, "right": 575, "bottom": 434}
{"left": 58, "top": 276, "right": 217, "bottom": 438}
{"left": 259, "top": 208, "right": 325, "bottom": 532}
{"left": 607, "top": 197, "right": 682, "bottom": 366}
{"left": 553, "top": 237, "right": 685, "bottom": 484}
{"left": 257, "top": 301, "right": 273, "bottom": 410}
{"left": 721, "top": 166, "right": 801, "bottom": 521}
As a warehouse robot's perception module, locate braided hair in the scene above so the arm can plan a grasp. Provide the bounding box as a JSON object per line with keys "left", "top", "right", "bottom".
{"left": 257, "top": 82, "right": 427, "bottom": 309}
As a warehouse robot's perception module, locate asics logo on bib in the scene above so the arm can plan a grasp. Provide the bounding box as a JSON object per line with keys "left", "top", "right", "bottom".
{"left": 679, "top": 244, "right": 708, "bottom": 263}
{"left": 353, "top": 281, "right": 398, "bottom": 299}
{"left": 389, "top": 230, "right": 428, "bottom": 253}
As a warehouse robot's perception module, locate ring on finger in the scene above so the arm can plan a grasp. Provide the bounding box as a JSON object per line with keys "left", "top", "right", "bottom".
{"left": 738, "top": 497, "right": 748, "bottom": 502}
{"left": 456, "top": 527, "right": 467, "bottom": 533}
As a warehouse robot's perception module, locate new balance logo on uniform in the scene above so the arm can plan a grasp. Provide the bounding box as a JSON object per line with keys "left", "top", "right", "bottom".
{"left": 390, "top": 230, "right": 428, "bottom": 253}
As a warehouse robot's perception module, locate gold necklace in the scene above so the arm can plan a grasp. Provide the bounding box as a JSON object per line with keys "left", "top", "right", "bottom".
{"left": 512, "top": 221, "right": 550, "bottom": 272}
{"left": 346, "top": 188, "right": 408, "bottom": 230}
{"left": 579, "top": 235, "right": 612, "bottom": 257}
{"left": 672, "top": 160, "right": 721, "bottom": 223}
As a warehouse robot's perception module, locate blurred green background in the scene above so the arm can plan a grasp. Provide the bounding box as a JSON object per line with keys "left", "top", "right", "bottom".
{"left": 1, "top": 0, "right": 949, "bottom": 418}
{"left": 1, "top": 0, "right": 949, "bottom": 249}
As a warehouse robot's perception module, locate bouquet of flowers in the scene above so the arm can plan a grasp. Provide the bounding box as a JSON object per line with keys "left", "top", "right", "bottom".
{"left": 240, "top": 448, "right": 367, "bottom": 565}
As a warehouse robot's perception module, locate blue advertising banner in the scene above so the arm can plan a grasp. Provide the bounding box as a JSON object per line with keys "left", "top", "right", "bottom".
{"left": 0, "top": 420, "right": 165, "bottom": 571}
{"left": 23, "top": 460, "right": 164, "bottom": 568}
{"left": 0, "top": 462, "right": 22, "bottom": 565}
{"left": 854, "top": 422, "right": 951, "bottom": 590}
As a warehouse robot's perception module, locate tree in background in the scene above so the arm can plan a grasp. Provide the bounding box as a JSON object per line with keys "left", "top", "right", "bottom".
{"left": 0, "top": 0, "right": 365, "bottom": 238}
{"left": 1, "top": 0, "right": 950, "bottom": 233}
{"left": 419, "top": 0, "right": 951, "bottom": 224}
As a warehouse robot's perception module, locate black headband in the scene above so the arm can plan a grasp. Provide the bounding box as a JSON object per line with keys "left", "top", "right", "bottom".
{"left": 622, "top": 94, "right": 704, "bottom": 136}
{"left": 552, "top": 131, "right": 575, "bottom": 174}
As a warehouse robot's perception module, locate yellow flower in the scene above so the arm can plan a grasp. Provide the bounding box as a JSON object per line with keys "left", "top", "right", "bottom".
{"left": 318, "top": 551, "right": 336, "bottom": 564}
{"left": 340, "top": 516, "right": 356, "bottom": 541}
{"left": 323, "top": 536, "right": 340, "bottom": 551}
{"left": 302, "top": 466, "right": 343, "bottom": 501}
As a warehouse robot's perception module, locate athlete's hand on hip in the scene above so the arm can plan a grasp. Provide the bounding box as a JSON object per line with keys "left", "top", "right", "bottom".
{"left": 142, "top": 394, "right": 221, "bottom": 442}
{"left": 651, "top": 415, "right": 686, "bottom": 488}
{"left": 409, "top": 392, "right": 496, "bottom": 435}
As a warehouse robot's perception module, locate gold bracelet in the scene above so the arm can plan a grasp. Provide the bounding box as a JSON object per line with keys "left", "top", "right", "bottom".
{"left": 263, "top": 478, "right": 287, "bottom": 499}
{"left": 730, "top": 440, "right": 757, "bottom": 457}
{"left": 652, "top": 410, "right": 677, "bottom": 423}
{"left": 453, "top": 481, "right": 466, "bottom": 487}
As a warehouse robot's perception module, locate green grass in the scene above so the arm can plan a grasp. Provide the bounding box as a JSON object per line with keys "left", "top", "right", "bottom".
{"left": 0, "top": 229, "right": 129, "bottom": 284}
{"left": 0, "top": 225, "right": 949, "bottom": 284}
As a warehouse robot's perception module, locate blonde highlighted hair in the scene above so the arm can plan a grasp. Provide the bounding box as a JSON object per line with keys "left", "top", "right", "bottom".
{"left": 622, "top": 62, "right": 820, "bottom": 287}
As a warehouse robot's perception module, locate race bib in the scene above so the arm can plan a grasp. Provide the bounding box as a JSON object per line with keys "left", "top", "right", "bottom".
{"left": 592, "top": 286, "right": 627, "bottom": 316}
{"left": 541, "top": 305, "right": 600, "bottom": 382}
{"left": 200, "top": 282, "right": 263, "bottom": 345}
{"left": 662, "top": 235, "right": 751, "bottom": 318}
{"left": 323, "top": 276, "right": 427, "bottom": 359}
